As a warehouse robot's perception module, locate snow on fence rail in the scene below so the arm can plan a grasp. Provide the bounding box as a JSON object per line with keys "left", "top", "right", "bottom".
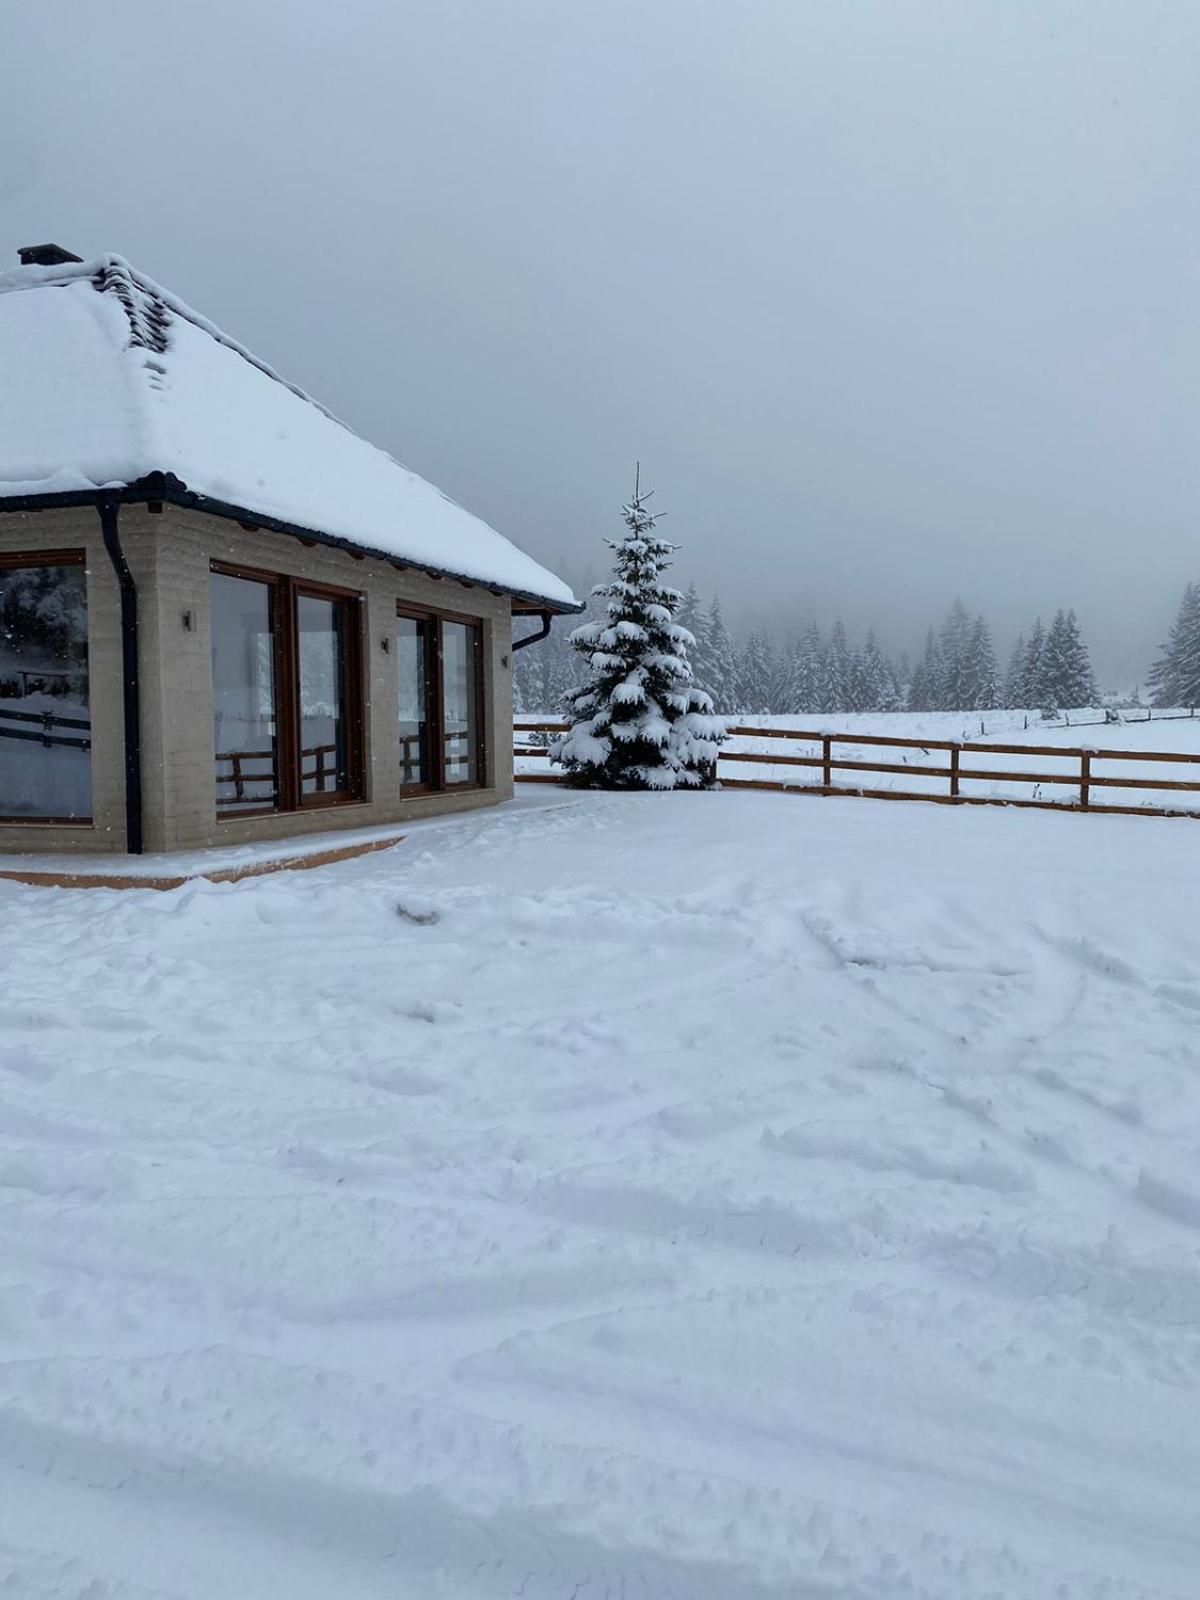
{"left": 514, "top": 721, "right": 1200, "bottom": 819}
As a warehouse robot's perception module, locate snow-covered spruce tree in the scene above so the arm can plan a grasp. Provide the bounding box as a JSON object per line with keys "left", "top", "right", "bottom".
{"left": 735, "top": 629, "right": 775, "bottom": 714}
{"left": 775, "top": 637, "right": 801, "bottom": 715}
{"left": 907, "top": 627, "right": 943, "bottom": 712}
{"left": 793, "top": 622, "right": 824, "bottom": 713}
{"left": 964, "top": 615, "right": 1000, "bottom": 711}
{"left": 858, "top": 630, "right": 893, "bottom": 712}
{"left": 553, "top": 480, "right": 725, "bottom": 789}
{"left": 675, "top": 583, "right": 709, "bottom": 695}
{"left": 768, "top": 636, "right": 794, "bottom": 713}
{"left": 1040, "top": 611, "right": 1069, "bottom": 709}
{"left": 938, "top": 600, "right": 972, "bottom": 710}
{"left": 845, "top": 648, "right": 865, "bottom": 713}
{"left": 1019, "top": 616, "right": 1046, "bottom": 707}
{"left": 704, "top": 597, "right": 738, "bottom": 713}
{"left": 1041, "top": 608, "right": 1096, "bottom": 710}
{"left": 1147, "top": 582, "right": 1200, "bottom": 707}
{"left": 1003, "top": 632, "right": 1026, "bottom": 709}
{"left": 1060, "top": 609, "right": 1097, "bottom": 707}
{"left": 822, "top": 619, "right": 852, "bottom": 712}
{"left": 676, "top": 582, "right": 702, "bottom": 639}
{"left": 895, "top": 650, "right": 912, "bottom": 709}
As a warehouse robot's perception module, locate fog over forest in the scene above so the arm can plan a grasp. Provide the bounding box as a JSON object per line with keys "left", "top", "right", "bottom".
{"left": 4, "top": 1, "right": 1195, "bottom": 685}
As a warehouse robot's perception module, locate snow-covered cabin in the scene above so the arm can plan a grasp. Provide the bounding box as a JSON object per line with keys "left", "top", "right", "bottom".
{"left": 0, "top": 245, "right": 578, "bottom": 856}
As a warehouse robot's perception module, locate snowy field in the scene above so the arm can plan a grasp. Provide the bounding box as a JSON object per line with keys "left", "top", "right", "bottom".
{"left": 4, "top": 787, "right": 1200, "bottom": 1598}
{"left": 519, "top": 709, "right": 1200, "bottom": 812}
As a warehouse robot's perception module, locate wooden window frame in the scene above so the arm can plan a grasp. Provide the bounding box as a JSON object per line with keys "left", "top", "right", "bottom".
{"left": 0, "top": 549, "right": 92, "bottom": 827}
{"left": 0, "top": 548, "right": 87, "bottom": 572}
{"left": 395, "top": 603, "right": 486, "bottom": 795}
{"left": 211, "top": 561, "right": 366, "bottom": 820}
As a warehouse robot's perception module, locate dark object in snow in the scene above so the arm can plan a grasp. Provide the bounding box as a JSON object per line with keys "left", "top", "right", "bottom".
{"left": 396, "top": 902, "right": 439, "bottom": 926}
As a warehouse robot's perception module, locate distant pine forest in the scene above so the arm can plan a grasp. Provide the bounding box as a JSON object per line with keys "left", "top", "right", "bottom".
{"left": 515, "top": 582, "right": 1200, "bottom": 717}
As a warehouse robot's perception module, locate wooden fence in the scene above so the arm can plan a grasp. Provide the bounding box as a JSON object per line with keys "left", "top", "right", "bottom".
{"left": 513, "top": 722, "right": 1200, "bottom": 821}
{"left": 0, "top": 704, "right": 91, "bottom": 752}
{"left": 216, "top": 742, "right": 340, "bottom": 811}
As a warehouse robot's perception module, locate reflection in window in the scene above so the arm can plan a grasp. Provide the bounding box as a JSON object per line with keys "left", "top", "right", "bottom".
{"left": 298, "top": 593, "right": 348, "bottom": 797}
{"left": 442, "top": 620, "right": 479, "bottom": 786}
{"left": 211, "top": 571, "right": 277, "bottom": 813}
{"left": 396, "top": 614, "right": 430, "bottom": 787}
{"left": 0, "top": 560, "right": 91, "bottom": 820}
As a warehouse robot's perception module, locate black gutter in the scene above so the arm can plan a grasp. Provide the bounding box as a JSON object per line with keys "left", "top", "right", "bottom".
{"left": 3, "top": 475, "right": 583, "bottom": 615}
{"left": 512, "top": 611, "right": 554, "bottom": 651}
{"left": 0, "top": 477, "right": 583, "bottom": 615}
{"left": 96, "top": 493, "right": 144, "bottom": 854}
{"left": 166, "top": 482, "right": 586, "bottom": 615}
{"left": 0, "top": 488, "right": 129, "bottom": 512}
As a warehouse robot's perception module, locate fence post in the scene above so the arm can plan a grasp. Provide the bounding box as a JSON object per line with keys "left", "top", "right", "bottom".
{"left": 950, "top": 745, "right": 960, "bottom": 799}
{"left": 822, "top": 735, "right": 832, "bottom": 792}
{"left": 1080, "top": 752, "right": 1090, "bottom": 810}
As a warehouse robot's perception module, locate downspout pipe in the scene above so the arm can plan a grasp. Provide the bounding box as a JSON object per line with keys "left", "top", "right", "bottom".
{"left": 512, "top": 611, "right": 553, "bottom": 652}
{"left": 97, "top": 493, "right": 144, "bottom": 855}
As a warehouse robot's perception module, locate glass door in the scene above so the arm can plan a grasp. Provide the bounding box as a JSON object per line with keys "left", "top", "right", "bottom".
{"left": 296, "top": 591, "right": 350, "bottom": 801}
{"left": 396, "top": 613, "right": 433, "bottom": 789}
{"left": 441, "top": 620, "right": 481, "bottom": 786}
{"left": 211, "top": 570, "right": 278, "bottom": 814}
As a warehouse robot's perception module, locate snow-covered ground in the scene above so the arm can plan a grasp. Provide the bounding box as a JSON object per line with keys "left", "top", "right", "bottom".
{"left": 3, "top": 787, "right": 1200, "bottom": 1597}
{"left": 519, "top": 709, "right": 1200, "bottom": 812}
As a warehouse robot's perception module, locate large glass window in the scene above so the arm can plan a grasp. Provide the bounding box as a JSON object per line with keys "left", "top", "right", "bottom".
{"left": 395, "top": 607, "right": 483, "bottom": 793}
{"left": 442, "top": 620, "right": 480, "bottom": 786}
{"left": 211, "top": 571, "right": 278, "bottom": 814}
{"left": 211, "top": 565, "right": 363, "bottom": 817}
{"left": 396, "top": 614, "right": 431, "bottom": 788}
{"left": 298, "top": 593, "right": 349, "bottom": 799}
{"left": 0, "top": 555, "right": 91, "bottom": 822}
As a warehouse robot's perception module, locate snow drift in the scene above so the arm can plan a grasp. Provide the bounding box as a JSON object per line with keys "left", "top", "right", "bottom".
{"left": 1, "top": 788, "right": 1199, "bottom": 1597}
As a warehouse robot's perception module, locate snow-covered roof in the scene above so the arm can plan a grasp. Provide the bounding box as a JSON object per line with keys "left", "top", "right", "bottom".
{"left": 0, "top": 255, "right": 578, "bottom": 610}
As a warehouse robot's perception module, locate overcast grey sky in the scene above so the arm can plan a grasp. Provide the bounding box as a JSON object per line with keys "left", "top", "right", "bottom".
{"left": 3, "top": 1, "right": 1195, "bottom": 682}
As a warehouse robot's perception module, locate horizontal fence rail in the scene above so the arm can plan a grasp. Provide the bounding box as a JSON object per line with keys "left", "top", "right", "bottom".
{"left": 215, "top": 747, "right": 277, "bottom": 812}
{"left": 0, "top": 704, "right": 92, "bottom": 752}
{"left": 513, "top": 722, "right": 1200, "bottom": 821}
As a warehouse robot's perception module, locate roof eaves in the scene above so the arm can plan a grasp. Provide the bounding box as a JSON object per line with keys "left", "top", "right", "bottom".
{"left": 0, "top": 475, "right": 585, "bottom": 614}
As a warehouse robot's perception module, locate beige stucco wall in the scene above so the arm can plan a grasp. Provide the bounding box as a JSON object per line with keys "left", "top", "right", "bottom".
{"left": 0, "top": 502, "right": 516, "bottom": 856}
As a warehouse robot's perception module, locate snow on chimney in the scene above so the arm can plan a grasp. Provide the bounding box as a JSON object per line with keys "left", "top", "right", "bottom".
{"left": 17, "top": 244, "right": 83, "bottom": 267}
